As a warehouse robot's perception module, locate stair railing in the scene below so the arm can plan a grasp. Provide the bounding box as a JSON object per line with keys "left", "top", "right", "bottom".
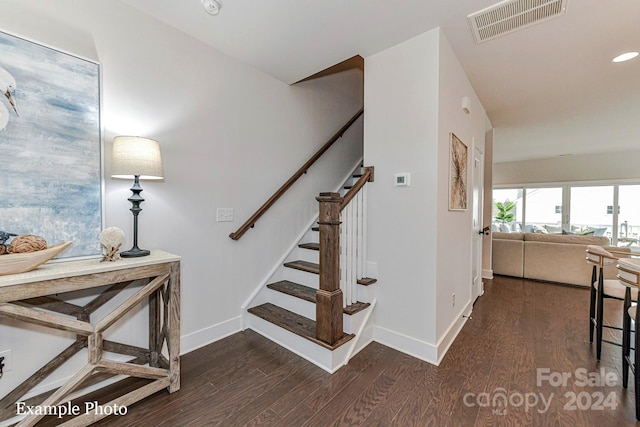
{"left": 316, "top": 166, "right": 374, "bottom": 346}
{"left": 229, "top": 108, "right": 364, "bottom": 241}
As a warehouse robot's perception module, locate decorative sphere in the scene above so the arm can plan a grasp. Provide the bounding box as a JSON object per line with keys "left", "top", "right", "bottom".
{"left": 99, "top": 227, "right": 125, "bottom": 249}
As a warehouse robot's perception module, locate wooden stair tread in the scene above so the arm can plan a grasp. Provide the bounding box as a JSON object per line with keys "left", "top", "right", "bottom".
{"left": 248, "top": 303, "right": 354, "bottom": 350}
{"left": 343, "top": 301, "right": 371, "bottom": 315}
{"left": 267, "top": 280, "right": 316, "bottom": 303}
{"left": 298, "top": 242, "right": 319, "bottom": 251}
{"left": 267, "top": 281, "right": 371, "bottom": 315}
{"left": 357, "top": 277, "right": 377, "bottom": 286}
{"left": 284, "top": 260, "right": 319, "bottom": 274}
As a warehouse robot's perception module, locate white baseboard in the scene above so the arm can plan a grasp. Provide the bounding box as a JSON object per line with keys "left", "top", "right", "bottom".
{"left": 482, "top": 269, "right": 494, "bottom": 279}
{"left": 372, "top": 325, "right": 438, "bottom": 365}
{"left": 371, "top": 300, "right": 471, "bottom": 367}
{"left": 180, "top": 316, "right": 242, "bottom": 355}
{"left": 435, "top": 301, "right": 471, "bottom": 365}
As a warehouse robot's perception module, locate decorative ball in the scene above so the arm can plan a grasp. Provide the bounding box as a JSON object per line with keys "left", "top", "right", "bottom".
{"left": 9, "top": 234, "right": 48, "bottom": 253}
{"left": 99, "top": 227, "right": 125, "bottom": 250}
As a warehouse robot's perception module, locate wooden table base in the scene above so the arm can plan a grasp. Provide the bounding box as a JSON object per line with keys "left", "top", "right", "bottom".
{"left": 0, "top": 251, "right": 180, "bottom": 426}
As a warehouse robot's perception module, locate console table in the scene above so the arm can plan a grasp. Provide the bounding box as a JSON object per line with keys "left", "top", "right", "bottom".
{"left": 0, "top": 250, "right": 180, "bottom": 426}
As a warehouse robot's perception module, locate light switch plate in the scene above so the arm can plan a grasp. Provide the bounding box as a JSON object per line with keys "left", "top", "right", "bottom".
{"left": 217, "top": 208, "right": 234, "bottom": 222}
{"left": 394, "top": 173, "right": 410, "bottom": 187}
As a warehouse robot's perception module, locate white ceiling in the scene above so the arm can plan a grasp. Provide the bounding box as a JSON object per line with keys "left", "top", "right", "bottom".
{"left": 121, "top": 0, "right": 640, "bottom": 163}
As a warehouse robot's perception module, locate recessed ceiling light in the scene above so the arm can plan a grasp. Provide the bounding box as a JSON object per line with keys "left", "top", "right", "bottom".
{"left": 202, "top": 0, "right": 221, "bottom": 16}
{"left": 612, "top": 52, "right": 639, "bottom": 63}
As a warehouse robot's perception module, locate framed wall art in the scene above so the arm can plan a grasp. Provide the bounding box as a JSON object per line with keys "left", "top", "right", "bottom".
{"left": 0, "top": 30, "right": 102, "bottom": 258}
{"left": 448, "top": 132, "right": 468, "bottom": 211}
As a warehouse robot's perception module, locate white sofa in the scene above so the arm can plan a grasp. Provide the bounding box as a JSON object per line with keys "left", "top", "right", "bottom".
{"left": 492, "top": 232, "right": 628, "bottom": 286}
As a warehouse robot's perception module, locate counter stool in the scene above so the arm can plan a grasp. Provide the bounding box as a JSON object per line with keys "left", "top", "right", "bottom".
{"left": 586, "top": 245, "right": 638, "bottom": 360}
{"left": 620, "top": 258, "right": 640, "bottom": 420}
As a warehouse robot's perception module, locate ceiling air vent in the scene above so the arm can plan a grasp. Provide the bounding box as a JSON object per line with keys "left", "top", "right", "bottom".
{"left": 468, "top": 0, "right": 568, "bottom": 44}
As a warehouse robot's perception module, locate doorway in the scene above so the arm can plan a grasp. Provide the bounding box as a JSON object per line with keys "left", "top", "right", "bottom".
{"left": 472, "top": 144, "right": 484, "bottom": 301}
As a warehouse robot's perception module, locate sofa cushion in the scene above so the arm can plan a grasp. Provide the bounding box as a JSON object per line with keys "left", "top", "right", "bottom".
{"left": 524, "top": 233, "right": 609, "bottom": 245}
{"left": 524, "top": 241, "right": 593, "bottom": 286}
{"left": 493, "top": 230, "right": 626, "bottom": 286}
{"left": 544, "top": 224, "right": 563, "bottom": 234}
{"left": 493, "top": 232, "right": 524, "bottom": 241}
{"left": 524, "top": 241, "right": 626, "bottom": 286}
{"left": 492, "top": 238, "right": 524, "bottom": 277}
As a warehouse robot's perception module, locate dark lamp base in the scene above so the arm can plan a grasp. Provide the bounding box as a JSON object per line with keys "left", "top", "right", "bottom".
{"left": 120, "top": 247, "right": 151, "bottom": 258}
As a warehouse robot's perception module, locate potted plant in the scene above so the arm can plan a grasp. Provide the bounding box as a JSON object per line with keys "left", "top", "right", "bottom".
{"left": 495, "top": 201, "right": 515, "bottom": 224}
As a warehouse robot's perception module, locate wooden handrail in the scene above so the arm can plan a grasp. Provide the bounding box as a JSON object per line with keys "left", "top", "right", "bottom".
{"left": 229, "top": 108, "right": 364, "bottom": 241}
{"left": 340, "top": 166, "right": 374, "bottom": 211}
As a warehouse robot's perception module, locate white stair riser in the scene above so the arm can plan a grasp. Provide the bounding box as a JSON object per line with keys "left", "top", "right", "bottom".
{"left": 285, "top": 269, "right": 319, "bottom": 288}
{"left": 265, "top": 288, "right": 316, "bottom": 320}
{"left": 357, "top": 283, "right": 375, "bottom": 302}
{"left": 247, "top": 314, "right": 351, "bottom": 373}
{"left": 343, "top": 305, "right": 370, "bottom": 334}
{"left": 301, "top": 229, "right": 319, "bottom": 244}
{"left": 294, "top": 247, "right": 319, "bottom": 264}
{"left": 263, "top": 287, "right": 370, "bottom": 334}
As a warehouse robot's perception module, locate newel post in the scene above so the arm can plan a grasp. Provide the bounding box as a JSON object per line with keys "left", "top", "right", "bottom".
{"left": 316, "top": 192, "right": 344, "bottom": 346}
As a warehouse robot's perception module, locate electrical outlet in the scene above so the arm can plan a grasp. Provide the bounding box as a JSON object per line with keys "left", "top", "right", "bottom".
{"left": 0, "top": 349, "right": 12, "bottom": 373}
{"left": 216, "top": 208, "right": 234, "bottom": 222}
{"left": 452, "top": 293, "right": 456, "bottom": 307}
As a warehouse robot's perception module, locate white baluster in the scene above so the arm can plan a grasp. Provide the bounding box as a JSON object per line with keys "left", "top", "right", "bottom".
{"left": 340, "top": 210, "right": 347, "bottom": 307}
{"left": 349, "top": 197, "right": 357, "bottom": 305}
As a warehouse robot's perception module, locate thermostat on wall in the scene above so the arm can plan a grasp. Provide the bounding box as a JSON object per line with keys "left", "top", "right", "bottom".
{"left": 394, "top": 173, "right": 410, "bottom": 187}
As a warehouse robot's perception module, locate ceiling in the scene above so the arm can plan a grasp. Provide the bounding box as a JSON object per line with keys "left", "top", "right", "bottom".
{"left": 121, "top": 0, "right": 640, "bottom": 163}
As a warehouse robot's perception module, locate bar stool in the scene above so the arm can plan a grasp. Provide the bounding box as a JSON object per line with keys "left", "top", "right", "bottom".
{"left": 620, "top": 258, "right": 640, "bottom": 420}
{"left": 586, "top": 245, "right": 638, "bottom": 360}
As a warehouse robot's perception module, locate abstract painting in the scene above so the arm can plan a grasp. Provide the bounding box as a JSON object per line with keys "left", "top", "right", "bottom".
{"left": 0, "top": 30, "right": 101, "bottom": 258}
{"left": 449, "top": 133, "right": 468, "bottom": 211}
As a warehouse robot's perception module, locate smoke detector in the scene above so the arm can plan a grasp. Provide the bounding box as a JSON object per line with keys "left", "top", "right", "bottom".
{"left": 202, "top": 0, "right": 221, "bottom": 16}
{"left": 468, "top": 0, "right": 568, "bottom": 44}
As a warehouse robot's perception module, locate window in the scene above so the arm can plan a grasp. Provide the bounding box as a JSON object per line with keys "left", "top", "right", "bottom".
{"left": 525, "top": 187, "right": 562, "bottom": 233}
{"left": 618, "top": 185, "right": 640, "bottom": 249}
{"left": 492, "top": 182, "right": 640, "bottom": 250}
{"left": 569, "top": 186, "right": 613, "bottom": 238}
{"left": 492, "top": 188, "right": 523, "bottom": 232}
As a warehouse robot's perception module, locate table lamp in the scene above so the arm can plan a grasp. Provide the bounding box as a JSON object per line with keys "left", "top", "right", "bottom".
{"left": 111, "top": 136, "right": 164, "bottom": 257}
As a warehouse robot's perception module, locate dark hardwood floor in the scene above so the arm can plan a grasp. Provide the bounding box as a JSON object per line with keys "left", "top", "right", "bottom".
{"left": 40, "top": 275, "right": 639, "bottom": 426}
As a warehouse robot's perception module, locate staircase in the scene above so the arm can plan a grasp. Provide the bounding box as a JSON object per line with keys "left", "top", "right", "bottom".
{"left": 244, "top": 165, "right": 376, "bottom": 373}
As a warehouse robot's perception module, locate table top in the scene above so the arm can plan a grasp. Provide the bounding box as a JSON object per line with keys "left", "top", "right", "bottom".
{"left": 0, "top": 250, "right": 180, "bottom": 288}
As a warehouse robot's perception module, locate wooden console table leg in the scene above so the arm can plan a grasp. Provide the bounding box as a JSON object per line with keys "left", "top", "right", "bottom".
{"left": 168, "top": 261, "right": 181, "bottom": 393}
{"left": 149, "top": 287, "right": 161, "bottom": 367}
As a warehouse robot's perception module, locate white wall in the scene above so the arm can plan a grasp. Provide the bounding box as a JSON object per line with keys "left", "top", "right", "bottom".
{"left": 364, "top": 28, "right": 487, "bottom": 364}
{"left": 0, "top": 0, "right": 362, "bottom": 400}
{"left": 435, "top": 32, "right": 487, "bottom": 349}
{"left": 494, "top": 150, "right": 640, "bottom": 185}
{"left": 364, "top": 30, "right": 440, "bottom": 358}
